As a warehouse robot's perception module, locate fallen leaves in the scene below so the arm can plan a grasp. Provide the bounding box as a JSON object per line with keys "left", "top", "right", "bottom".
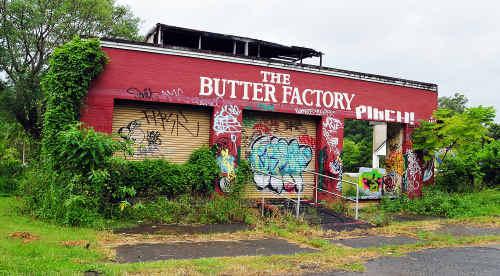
{"left": 61, "top": 240, "right": 90, "bottom": 248}
{"left": 9, "top": 231, "right": 39, "bottom": 243}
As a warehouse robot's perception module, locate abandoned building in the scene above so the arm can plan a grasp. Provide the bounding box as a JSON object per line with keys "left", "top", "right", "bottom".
{"left": 81, "top": 23, "right": 438, "bottom": 201}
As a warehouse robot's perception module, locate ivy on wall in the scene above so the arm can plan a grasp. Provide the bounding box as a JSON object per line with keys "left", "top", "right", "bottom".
{"left": 41, "top": 37, "right": 108, "bottom": 164}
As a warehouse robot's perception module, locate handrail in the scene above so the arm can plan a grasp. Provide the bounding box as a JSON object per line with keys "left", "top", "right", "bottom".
{"left": 251, "top": 168, "right": 360, "bottom": 219}
{"left": 304, "top": 169, "right": 358, "bottom": 187}
{"left": 301, "top": 171, "right": 359, "bottom": 219}
{"left": 251, "top": 169, "right": 301, "bottom": 217}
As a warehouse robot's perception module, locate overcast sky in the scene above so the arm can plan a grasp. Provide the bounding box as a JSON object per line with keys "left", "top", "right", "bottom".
{"left": 116, "top": 0, "right": 500, "bottom": 121}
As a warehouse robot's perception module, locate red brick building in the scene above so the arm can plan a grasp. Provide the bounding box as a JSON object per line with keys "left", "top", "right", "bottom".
{"left": 81, "top": 24, "right": 437, "bottom": 200}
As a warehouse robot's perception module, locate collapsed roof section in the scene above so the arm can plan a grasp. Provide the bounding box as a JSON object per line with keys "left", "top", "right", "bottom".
{"left": 145, "top": 23, "right": 323, "bottom": 64}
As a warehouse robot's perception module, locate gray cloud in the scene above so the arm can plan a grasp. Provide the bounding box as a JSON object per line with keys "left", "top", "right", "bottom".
{"left": 117, "top": 0, "right": 500, "bottom": 121}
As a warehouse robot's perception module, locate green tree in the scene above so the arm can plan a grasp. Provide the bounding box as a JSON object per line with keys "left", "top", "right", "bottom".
{"left": 438, "top": 92, "right": 468, "bottom": 114}
{"left": 343, "top": 119, "right": 372, "bottom": 170}
{"left": 412, "top": 106, "right": 497, "bottom": 191}
{"left": 488, "top": 123, "right": 500, "bottom": 140}
{"left": 341, "top": 138, "right": 361, "bottom": 172}
{"left": 0, "top": 0, "right": 141, "bottom": 137}
{"left": 412, "top": 106, "right": 495, "bottom": 158}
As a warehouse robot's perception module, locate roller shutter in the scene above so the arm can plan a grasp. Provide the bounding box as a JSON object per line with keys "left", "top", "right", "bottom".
{"left": 241, "top": 110, "right": 317, "bottom": 199}
{"left": 112, "top": 101, "right": 210, "bottom": 163}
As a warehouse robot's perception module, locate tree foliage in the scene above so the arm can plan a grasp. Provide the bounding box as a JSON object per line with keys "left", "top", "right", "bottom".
{"left": 438, "top": 92, "right": 468, "bottom": 113}
{"left": 342, "top": 119, "right": 372, "bottom": 171}
{"left": 412, "top": 106, "right": 496, "bottom": 155}
{"left": 0, "top": 0, "right": 141, "bottom": 137}
{"left": 412, "top": 103, "right": 498, "bottom": 191}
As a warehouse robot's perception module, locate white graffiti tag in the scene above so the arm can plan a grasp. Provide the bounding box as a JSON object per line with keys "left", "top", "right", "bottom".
{"left": 322, "top": 116, "right": 343, "bottom": 153}
{"left": 405, "top": 150, "right": 422, "bottom": 194}
{"left": 213, "top": 105, "right": 242, "bottom": 135}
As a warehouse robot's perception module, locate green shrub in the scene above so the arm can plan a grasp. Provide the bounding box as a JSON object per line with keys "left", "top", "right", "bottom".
{"left": 107, "top": 146, "right": 219, "bottom": 201}
{"left": 381, "top": 186, "right": 500, "bottom": 218}
{"left": 0, "top": 143, "right": 23, "bottom": 194}
{"left": 19, "top": 167, "right": 105, "bottom": 227}
{"left": 115, "top": 194, "right": 252, "bottom": 225}
{"left": 436, "top": 153, "right": 484, "bottom": 192}
{"left": 200, "top": 195, "right": 248, "bottom": 224}
{"left": 188, "top": 146, "right": 220, "bottom": 195}
{"left": 0, "top": 115, "right": 37, "bottom": 194}
{"left": 477, "top": 140, "right": 500, "bottom": 187}
{"left": 52, "top": 124, "right": 121, "bottom": 174}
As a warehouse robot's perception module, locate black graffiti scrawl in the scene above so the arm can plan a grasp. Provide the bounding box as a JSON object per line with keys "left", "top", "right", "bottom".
{"left": 117, "top": 120, "right": 162, "bottom": 156}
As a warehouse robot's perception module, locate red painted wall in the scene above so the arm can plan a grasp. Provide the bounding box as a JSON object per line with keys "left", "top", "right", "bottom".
{"left": 81, "top": 47, "right": 437, "bottom": 133}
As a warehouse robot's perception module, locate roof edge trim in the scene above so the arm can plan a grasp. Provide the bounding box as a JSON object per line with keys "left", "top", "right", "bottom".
{"left": 100, "top": 40, "right": 437, "bottom": 92}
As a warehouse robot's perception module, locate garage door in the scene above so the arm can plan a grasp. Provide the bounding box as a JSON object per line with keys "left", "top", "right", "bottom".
{"left": 241, "top": 111, "right": 318, "bottom": 199}
{"left": 112, "top": 101, "right": 210, "bottom": 163}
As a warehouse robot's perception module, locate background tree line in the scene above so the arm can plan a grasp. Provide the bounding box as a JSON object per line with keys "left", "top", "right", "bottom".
{"left": 0, "top": 0, "right": 141, "bottom": 138}
{"left": 0, "top": 0, "right": 141, "bottom": 193}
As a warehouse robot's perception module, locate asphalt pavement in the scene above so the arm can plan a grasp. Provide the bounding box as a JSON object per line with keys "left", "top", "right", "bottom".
{"left": 309, "top": 245, "right": 500, "bottom": 276}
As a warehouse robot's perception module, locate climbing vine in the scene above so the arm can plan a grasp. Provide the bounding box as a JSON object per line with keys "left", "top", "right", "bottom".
{"left": 41, "top": 37, "right": 108, "bottom": 164}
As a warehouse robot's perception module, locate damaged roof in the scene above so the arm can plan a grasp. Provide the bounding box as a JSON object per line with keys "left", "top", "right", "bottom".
{"left": 144, "top": 23, "right": 322, "bottom": 63}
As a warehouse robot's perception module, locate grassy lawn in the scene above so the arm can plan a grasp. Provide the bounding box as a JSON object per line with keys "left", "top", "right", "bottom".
{"left": 0, "top": 196, "right": 105, "bottom": 274}
{"left": 1, "top": 195, "right": 499, "bottom": 275}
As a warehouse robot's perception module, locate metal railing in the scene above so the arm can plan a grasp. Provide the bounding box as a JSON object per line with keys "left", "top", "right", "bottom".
{"left": 252, "top": 169, "right": 302, "bottom": 218}
{"left": 303, "top": 169, "right": 359, "bottom": 220}
{"left": 252, "top": 169, "right": 360, "bottom": 220}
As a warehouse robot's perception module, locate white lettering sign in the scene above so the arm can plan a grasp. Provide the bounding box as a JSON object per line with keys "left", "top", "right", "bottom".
{"left": 199, "top": 70, "right": 417, "bottom": 124}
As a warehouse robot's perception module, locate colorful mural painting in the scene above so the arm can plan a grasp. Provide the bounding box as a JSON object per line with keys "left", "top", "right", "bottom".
{"left": 319, "top": 115, "right": 344, "bottom": 193}
{"left": 216, "top": 148, "right": 236, "bottom": 193}
{"left": 422, "top": 158, "right": 435, "bottom": 184}
{"left": 213, "top": 104, "right": 242, "bottom": 192}
{"left": 248, "top": 135, "right": 313, "bottom": 193}
{"left": 384, "top": 145, "right": 404, "bottom": 196}
{"left": 403, "top": 149, "right": 423, "bottom": 196}
{"left": 358, "top": 167, "right": 386, "bottom": 199}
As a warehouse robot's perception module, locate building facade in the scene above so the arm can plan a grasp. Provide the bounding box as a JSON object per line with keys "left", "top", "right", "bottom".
{"left": 81, "top": 25, "right": 437, "bottom": 200}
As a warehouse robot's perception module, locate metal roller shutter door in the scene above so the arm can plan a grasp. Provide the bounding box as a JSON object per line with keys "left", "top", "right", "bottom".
{"left": 242, "top": 110, "right": 317, "bottom": 199}
{"left": 112, "top": 101, "right": 210, "bottom": 163}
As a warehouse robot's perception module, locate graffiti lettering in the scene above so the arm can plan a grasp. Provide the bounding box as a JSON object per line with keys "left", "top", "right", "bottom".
{"left": 213, "top": 105, "right": 242, "bottom": 135}
{"left": 322, "top": 116, "right": 343, "bottom": 154}
{"left": 329, "top": 158, "right": 343, "bottom": 191}
{"left": 422, "top": 158, "right": 434, "bottom": 183}
{"left": 355, "top": 105, "right": 415, "bottom": 125}
{"left": 126, "top": 87, "right": 183, "bottom": 99}
{"left": 248, "top": 135, "right": 312, "bottom": 194}
{"left": 142, "top": 110, "right": 200, "bottom": 137}
{"left": 118, "top": 120, "right": 145, "bottom": 144}
{"left": 294, "top": 108, "right": 335, "bottom": 116}
{"left": 384, "top": 144, "right": 403, "bottom": 195}
{"left": 117, "top": 120, "right": 162, "bottom": 156}
{"left": 146, "top": 130, "right": 161, "bottom": 146}
{"left": 404, "top": 150, "right": 422, "bottom": 194}
{"left": 298, "top": 134, "right": 316, "bottom": 149}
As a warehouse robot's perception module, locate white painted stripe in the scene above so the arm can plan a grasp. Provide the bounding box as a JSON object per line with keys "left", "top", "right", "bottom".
{"left": 100, "top": 40, "right": 437, "bottom": 92}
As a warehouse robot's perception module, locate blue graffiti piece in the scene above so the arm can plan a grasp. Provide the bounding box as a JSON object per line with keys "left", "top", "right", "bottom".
{"left": 249, "top": 136, "right": 312, "bottom": 177}
{"left": 248, "top": 135, "right": 312, "bottom": 193}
